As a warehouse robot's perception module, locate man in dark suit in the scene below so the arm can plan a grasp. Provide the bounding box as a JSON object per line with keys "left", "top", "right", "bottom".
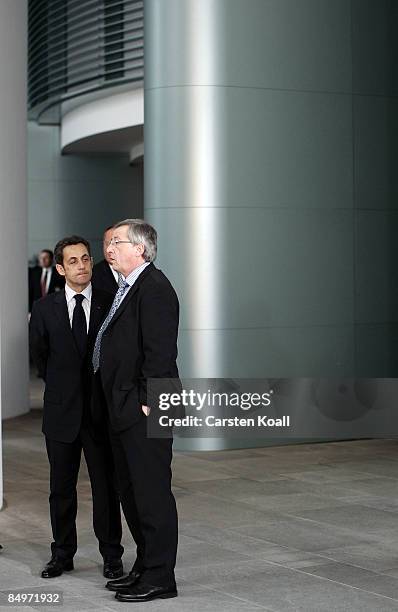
{"left": 29, "top": 236, "right": 124, "bottom": 580}
{"left": 92, "top": 219, "right": 180, "bottom": 602}
{"left": 28, "top": 249, "right": 64, "bottom": 312}
{"left": 91, "top": 226, "right": 118, "bottom": 296}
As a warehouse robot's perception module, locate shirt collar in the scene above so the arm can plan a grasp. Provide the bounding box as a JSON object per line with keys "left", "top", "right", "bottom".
{"left": 123, "top": 261, "right": 151, "bottom": 286}
{"left": 65, "top": 282, "right": 92, "bottom": 304}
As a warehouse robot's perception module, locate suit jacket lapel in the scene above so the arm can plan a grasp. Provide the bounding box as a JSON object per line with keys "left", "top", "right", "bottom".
{"left": 106, "top": 263, "right": 154, "bottom": 329}
{"left": 105, "top": 261, "right": 118, "bottom": 290}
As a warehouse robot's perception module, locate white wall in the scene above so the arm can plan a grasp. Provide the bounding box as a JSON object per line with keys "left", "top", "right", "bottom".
{"left": 61, "top": 88, "right": 144, "bottom": 150}
{"left": 0, "top": 0, "right": 29, "bottom": 507}
{"left": 28, "top": 122, "right": 144, "bottom": 264}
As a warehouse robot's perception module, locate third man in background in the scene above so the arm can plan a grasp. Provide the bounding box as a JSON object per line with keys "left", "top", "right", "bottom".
{"left": 29, "top": 249, "right": 64, "bottom": 312}
{"left": 91, "top": 226, "right": 118, "bottom": 296}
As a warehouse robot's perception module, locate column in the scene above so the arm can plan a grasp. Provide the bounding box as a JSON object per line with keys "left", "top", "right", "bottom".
{"left": 144, "top": 0, "right": 397, "bottom": 449}
{"left": 0, "top": 0, "right": 29, "bottom": 508}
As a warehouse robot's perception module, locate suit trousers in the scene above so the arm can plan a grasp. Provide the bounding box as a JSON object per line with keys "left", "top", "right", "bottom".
{"left": 107, "top": 414, "right": 178, "bottom": 586}
{"left": 45, "top": 426, "right": 123, "bottom": 560}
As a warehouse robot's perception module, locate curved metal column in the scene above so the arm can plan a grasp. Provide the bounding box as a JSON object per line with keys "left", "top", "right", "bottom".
{"left": 144, "top": 0, "right": 397, "bottom": 448}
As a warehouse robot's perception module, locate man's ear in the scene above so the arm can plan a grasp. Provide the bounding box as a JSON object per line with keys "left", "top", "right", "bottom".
{"left": 135, "top": 243, "right": 145, "bottom": 256}
{"left": 56, "top": 263, "right": 66, "bottom": 277}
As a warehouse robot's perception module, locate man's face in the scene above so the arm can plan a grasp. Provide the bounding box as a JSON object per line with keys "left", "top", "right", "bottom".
{"left": 107, "top": 225, "right": 144, "bottom": 277}
{"left": 39, "top": 251, "right": 52, "bottom": 269}
{"left": 103, "top": 228, "right": 113, "bottom": 263}
{"left": 56, "top": 243, "right": 93, "bottom": 289}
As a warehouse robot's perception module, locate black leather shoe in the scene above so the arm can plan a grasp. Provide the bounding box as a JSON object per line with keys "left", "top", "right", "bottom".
{"left": 106, "top": 568, "right": 141, "bottom": 591}
{"left": 103, "top": 558, "right": 123, "bottom": 579}
{"left": 115, "top": 581, "right": 177, "bottom": 602}
{"left": 41, "top": 557, "right": 74, "bottom": 578}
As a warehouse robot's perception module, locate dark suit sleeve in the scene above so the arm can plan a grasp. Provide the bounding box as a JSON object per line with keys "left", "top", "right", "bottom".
{"left": 139, "top": 283, "right": 179, "bottom": 406}
{"left": 29, "top": 301, "right": 49, "bottom": 381}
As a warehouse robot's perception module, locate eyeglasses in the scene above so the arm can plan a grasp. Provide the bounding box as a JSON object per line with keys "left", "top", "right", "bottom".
{"left": 109, "top": 238, "right": 134, "bottom": 247}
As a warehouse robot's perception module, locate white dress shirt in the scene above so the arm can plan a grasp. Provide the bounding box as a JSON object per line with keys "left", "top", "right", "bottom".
{"left": 65, "top": 282, "right": 92, "bottom": 331}
{"left": 118, "top": 261, "right": 151, "bottom": 306}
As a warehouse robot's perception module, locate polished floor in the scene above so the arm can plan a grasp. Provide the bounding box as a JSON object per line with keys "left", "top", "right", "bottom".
{"left": 3, "top": 392, "right": 398, "bottom": 609}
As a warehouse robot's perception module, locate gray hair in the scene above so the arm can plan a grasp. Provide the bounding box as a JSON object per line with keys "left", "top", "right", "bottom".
{"left": 113, "top": 219, "right": 157, "bottom": 262}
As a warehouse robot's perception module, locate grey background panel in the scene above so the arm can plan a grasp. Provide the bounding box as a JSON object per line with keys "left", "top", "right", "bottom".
{"left": 353, "top": 96, "right": 398, "bottom": 210}
{"left": 28, "top": 180, "right": 57, "bottom": 241}
{"left": 28, "top": 122, "right": 143, "bottom": 262}
{"left": 354, "top": 210, "right": 398, "bottom": 324}
{"left": 177, "top": 326, "right": 355, "bottom": 378}
{"left": 145, "top": 0, "right": 352, "bottom": 93}
{"left": 149, "top": 207, "right": 354, "bottom": 329}
{"left": 355, "top": 324, "right": 398, "bottom": 377}
{"left": 351, "top": 0, "right": 398, "bottom": 96}
{"left": 55, "top": 180, "right": 134, "bottom": 238}
{"left": 145, "top": 87, "right": 354, "bottom": 210}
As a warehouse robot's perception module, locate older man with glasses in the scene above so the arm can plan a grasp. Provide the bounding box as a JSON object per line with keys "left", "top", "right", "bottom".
{"left": 91, "top": 219, "right": 180, "bottom": 603}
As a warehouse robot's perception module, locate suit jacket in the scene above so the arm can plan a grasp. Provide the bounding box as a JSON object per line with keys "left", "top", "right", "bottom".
{"left": 29, "top": 287, "right": 113, "bottom": 443}
{"left": 92, "top": 259, "right": 118, "bottom": 297}
{"left": 96, "top": 263, "right": 180, "bottom": 432}
{"left": 28, "top": 266, "right": 65, "bottom": 311}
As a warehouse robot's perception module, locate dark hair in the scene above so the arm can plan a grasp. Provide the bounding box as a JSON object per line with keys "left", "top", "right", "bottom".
{"left": 40, "top": 249, "right": 53, "bottom": 259}
{"left": 54, "top": 236, "right": 91, "bottom": 265}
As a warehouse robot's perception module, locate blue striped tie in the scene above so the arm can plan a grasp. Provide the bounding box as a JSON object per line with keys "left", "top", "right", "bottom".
{"left": 92, "top": 276, "right": 128, "bottom": 373}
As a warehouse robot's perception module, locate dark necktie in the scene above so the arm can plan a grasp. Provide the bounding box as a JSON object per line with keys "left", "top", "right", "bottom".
{"left": 72, "top": 294, "right": 87, "bottom": 356}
